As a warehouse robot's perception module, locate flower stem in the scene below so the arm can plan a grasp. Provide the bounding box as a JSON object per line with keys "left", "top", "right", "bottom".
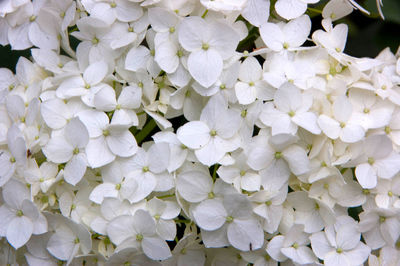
{"left": 201, "top": 9, "right": 209, "bottom": 18}
{"left": 135, "top": 118, "right": 157, "bottom": 145}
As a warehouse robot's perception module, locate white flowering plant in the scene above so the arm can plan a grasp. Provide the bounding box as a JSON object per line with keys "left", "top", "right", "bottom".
{"left": 0, "top": 0, "right": 399, "bottom": 265}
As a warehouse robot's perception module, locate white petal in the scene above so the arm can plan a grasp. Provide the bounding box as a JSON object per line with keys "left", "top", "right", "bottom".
{"left": 118, "top": 85, "right": 142, "bottom": 109}
{"left": 65, "top": 117, "right": 89, "bottom": 148}
{"left": 336, "top": 224, "right": 360, "bottom": 250}
{"left": 64, "top": 154, "right": 87, "bottom": 186}
{"left": 176, "top": 121, "right": 210, "bottom": 149}
{"left": 283, "top": 15, "right": 311, "bottom": 48}
{"left": 310, "top": 232, "right": 333, "bottom": 259}
{"left": 132, "top": 209, "right": 157, "bottom": 236}
{"left": 7, "top": 216, "right": 33, "bottom": 249}
{"left": 242, "top": 0, "right": 270, "bottom": 27}
{"left": 318, "top": 115, "right": 340, "bottom": 139}
{"left": 43, "top": 136, "right": 73, "bottom": 163}
{"left": 148, "top": 7, "right": 179, "bottom": 32}
{"left": 107, "top": 215, "right": 137, "bottom": 245}
{"left": 40, "top": 98, "right": 70, "bottom": 129}
{"left": 194, "top": 137, "right": 228, "bottom": 166}
{"left": 344, "top": 242, "right": 371, "bottom": 265}
{"left": 86, "top": 137, "right": 115, "bottom": 168}
{"left": 89, "top": 183, "right": 118, "bottom": 204}
{"left": 355, "top": 163, "right": 377, "bottom": 189}
{"left": 235, "top": 82, "right": 256, "bottom": 105}
{"left": 56, "top": 76, "right": 86, "bottom": 99}
{"left": 147, "top": 143, "right": 169, "bottom": 173}
{"left": 259, "top": 22, "right": 284, "bottom": 51}
{"left": 187, "top": 49, "right": 223, "bottom": 88}
{"left": 208, "top": 20, "right": 240, "bottom": 59}
{"left": 177, "top": 170, "right": 213, "bottom": 203}
{"left": 28, "top": 22, "right": 58, "bottom": 50}
{"left": 83, "top": 61, "right": 108, "bottom": 85}
{"left": 333, "top": 95, "right": 352, "bottom": 122}
{"left": 227, "top": 219, "right": 264, "bottom": 251}
{"left": 77, "top": 109, "right": 109, "bottom": 138}
{"left": 93, "top": 85, "right": 117, "bottom": 111}
{"left": 283, "top": 145, "right": 310, "bottom": 175}
{"left": 293, "top": 112, "right": 321, "bottom": 134}
{"left": 266, "top": 235, "right": 286, "bottom": 261}
{"left": 193, "top": 199, "right": 227, "bottom": 231}
{"left": 142, "top": 236, "right": 172, "bottom": 260}
{"left": 125, "top": 46, "right": 150, "bottom": 71}
{"left": 154, "top": 41, "right": 179, "bottom": 74}
{"left": 107, "top": 126, "right": 138, "bottom": 157}
{"left": 275, "top": 0, "right": 307, "bottom": 20}
{"left": 340, "top": 124, "right": 365, "bottom": 143}
{"left": 115, "top": 0, "right": 143, "bottom": 22}
{"left": 178, "top": 17, "right": 206, "bottom": 51}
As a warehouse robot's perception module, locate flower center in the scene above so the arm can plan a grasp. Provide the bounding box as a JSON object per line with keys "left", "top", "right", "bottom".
{"left": 92, "top": 37, "right": 99, "bottom": 44}
{"left": 202, "top": 43, "right": 209, "bottom": 50}
{"left": 136, "top": 234, "right": 143, "bottom": 241}
{"left": 367, "top": 157, "right": 375, "bottom": 165}
{"left": 226, "top": 216, "right": 234, "bottom": 223}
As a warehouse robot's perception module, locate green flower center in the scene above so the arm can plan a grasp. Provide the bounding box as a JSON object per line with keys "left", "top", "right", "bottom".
{"left": 226, "top": 216, "right": 234, "bottom": 223}
{"left": 136, "top": 234, "right": 143, "bottom": 241}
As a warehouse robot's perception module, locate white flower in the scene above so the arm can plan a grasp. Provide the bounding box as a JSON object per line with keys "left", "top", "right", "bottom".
{"left": 178, "top": 17, "right": 240, "bottom": 87}
{"left": 274, "top": 0, "right": 319, "bottom": 19}
{"left": 94, "top": 85, "right": 142, "bottom": 126}
{"left": 260, "top": 82, "right": 321, "bottom": 135}
{"left": 317, "top": 95, "right": 365, "bottom": 143}
{"left": 43, "top": 117, "right": 89, "bottom": 185}
{"left": 235, "top": 56, "right": 274, "bottom": 105}
{"left": 107, "top": 209, "right": 172, "bottom": 260}
{"left": 77, "top": 109, "right": 138, "bottom": 168}
{"left": 247, "top": 132, "right": 310, "bottom": 190}
{"left": 287, "top": 191, "right": 335, "bottom": 233}
{"left": 267, "top": 225, "right": 316, "bottom": 264}
{"left": 250, "top": 188, "right": 287, "bottom": 233}
{"left": 193, "top": 193, "right": 264, "bottom": 251}
{"left": 0, "top": 124, "right": 26, "bottom": 186}
{"left": 81, "top": 0, "right": 143, "bottom": 25}
{"left": 259, "top": 15, "right": 311, "bottom": 52}
{"left": 177, "top": 94, "right": 241, "bottom": 166}
{"left": 346, "top": 134, "right": 400, "bottom": 189}
{"left": 358, "top": 208, "right": 400, "bottom": 249}
{"left": 310, "top": 215, "right": 371, "bottom": 266}
{"left": 0, "top": 179, "right": 47, "bottom": 249}
{"left": 46, "top": 213, "right": 92, "bottom": 264}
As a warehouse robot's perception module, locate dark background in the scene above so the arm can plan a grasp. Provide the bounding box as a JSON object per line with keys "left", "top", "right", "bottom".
{"left": 0, "top": 0, "right": 399, "bottom": 72}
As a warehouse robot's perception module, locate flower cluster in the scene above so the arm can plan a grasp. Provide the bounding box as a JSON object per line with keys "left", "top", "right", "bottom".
{"left": 0, "top": 0, "right": 399, "bottom": 265}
